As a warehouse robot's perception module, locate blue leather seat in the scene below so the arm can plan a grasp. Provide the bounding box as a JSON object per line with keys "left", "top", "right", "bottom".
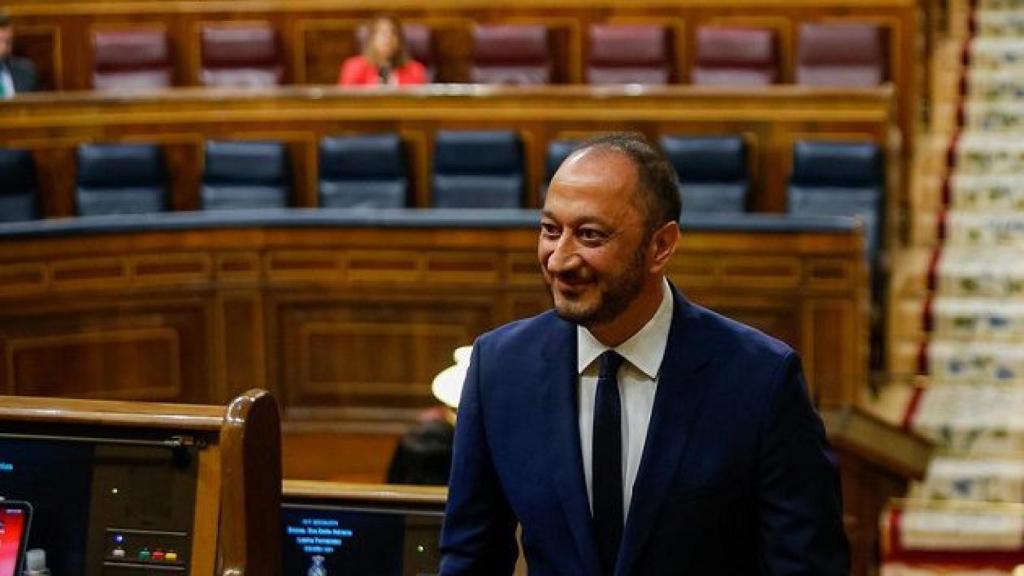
{"left": 201, "top": 140, "right": 291, "bottom": 210}
{"left": 788, "top": 140, "right": 883, "bottom": 258}
{"left": 76, "top": 144, "right": 167, "bottom": 216}
{"left": 660, "top": 135, "right": 748, "bottom": 214}
{"left": 540, "top": 139, "right": 579, "bottom": 202}
{"left": 432, "top": 131, "right": 523, "bottom": 208}
{"left": 0, "top": 149, "right": 39, "bottom": 222}
{"left": 319, "top": 134, "right": 408, "bottom": 208}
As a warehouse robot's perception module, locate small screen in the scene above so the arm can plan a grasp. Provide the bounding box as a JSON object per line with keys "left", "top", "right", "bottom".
{"left": 281, "top": 505, "right": 442, "bottom": 576}
{"left": 0, "top": 505, "right": 28, "bottom": 576}
{"left": 0, "top": 439, "right": 94, "bottom": 575}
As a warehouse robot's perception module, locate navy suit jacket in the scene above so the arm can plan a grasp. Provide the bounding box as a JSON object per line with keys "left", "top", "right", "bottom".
{"left": 4, "top": 57, "right": 37, "bottom": 93}
{"left": 440, "top": 286, "right": 850, "bottom": 575}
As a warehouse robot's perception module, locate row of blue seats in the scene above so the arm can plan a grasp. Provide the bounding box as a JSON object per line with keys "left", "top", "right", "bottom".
{"left": 0, "top": 131, "right": 883, "bottom": 253}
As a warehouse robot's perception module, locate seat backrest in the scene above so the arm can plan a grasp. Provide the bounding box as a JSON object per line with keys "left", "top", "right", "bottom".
{"left": 200, "top": 24, "right": 283, "bottom": 87}
{"left": 788, "top": 140, "right": 884, "bottom": 255}
{"left": 540, "top": 139, "right": 580, "bottom": 201}
{"left": 796, "top": 23, "right": 885, "bottom": 87}
{"left": 693, "top": 27, "right": 777, "bottom": 86}
{"left": 357, "top": 24, "right": 435, "bottom": 80}
{"left": 319, "top": 133, "right": 408, "bottom": 209}
{"left": 201, "top": 140, "right": 291, "bottom": 210}
{"left": 660, "top": 135, "right": 749, "bottom": 213}
{"left": 0, "top": 149, "right": 39, "bottom": 221}
{"left": 471, "top": 25, "right": 551, "bottom": 85}
{"left": 432, "top": 130, "right": 523, "bottom": 208}
{"left": 790, "top": 140, "right": 883, "bottom": 188}
{"left": 587, "top": 25, "right": 671, "bottom": 85}
{"left": 76, "top": 144, "right": 167, "bottom": 216}
{"left": 546, "top": 140, "right": 579, "bottom": 182}
{"left": 92, "top": 29, "right": 173, "bottom": 90}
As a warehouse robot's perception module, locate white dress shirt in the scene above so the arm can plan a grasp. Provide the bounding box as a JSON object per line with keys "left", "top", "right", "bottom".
{"left": 0, "top": 66, "right": 14, "bottom": 99}
{"left": 577, "top": 278, "right": 673, "bottom": 519}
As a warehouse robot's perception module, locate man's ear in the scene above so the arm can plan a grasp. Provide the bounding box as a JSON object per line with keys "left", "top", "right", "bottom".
{"left": 648, "top": 221, "right": 680, "bottom": 274}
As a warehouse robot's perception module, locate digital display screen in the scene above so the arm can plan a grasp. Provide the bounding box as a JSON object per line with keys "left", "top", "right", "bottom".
{"left": 0, "top": 439, "right": 94, "bottom": 575}
{"left": 0, "top": 505, "right": 28, "bottom": 576}
{"left": 281, "top": 505, "right": 442, "bottom": 576}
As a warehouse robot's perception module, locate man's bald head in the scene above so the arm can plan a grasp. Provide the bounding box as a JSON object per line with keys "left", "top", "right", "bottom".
{"left": 561, "top": 133, "right": 681, "bottom": 237}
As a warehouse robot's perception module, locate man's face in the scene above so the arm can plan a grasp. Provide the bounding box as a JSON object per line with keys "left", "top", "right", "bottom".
{"left": 539, "top": 149, "right": 652, "bottom": 328}
{"left": 0, "top": 27, "right": 12, "bottom": 60}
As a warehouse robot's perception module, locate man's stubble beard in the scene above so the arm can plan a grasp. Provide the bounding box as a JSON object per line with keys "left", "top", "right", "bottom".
{"left": 546, "top": 244, "right": 647, "bottom": 329}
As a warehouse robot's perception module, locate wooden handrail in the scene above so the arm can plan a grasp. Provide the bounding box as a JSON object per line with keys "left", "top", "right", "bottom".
{"left": 0, "top": 394, "right": 224, "bottom": 430}
{"left": 283, "top": 479, "right": 446, "bottom": 505}
{"left": 218, "top": 388, "right": 282, "bottom": 576}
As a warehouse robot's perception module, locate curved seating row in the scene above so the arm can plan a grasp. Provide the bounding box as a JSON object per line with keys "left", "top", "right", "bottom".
{"left": 83, "top": 21, "right": 886, "bottom": 90}
{"left": 0, "top": 135, "right": 884, "bottom": 264}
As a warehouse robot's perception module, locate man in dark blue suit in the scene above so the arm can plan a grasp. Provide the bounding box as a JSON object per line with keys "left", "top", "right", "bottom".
{"left": 440, "top": 133, "right": 849, "bottom": 575}
{"left": 0, "top": 13, "right": 37, "bottom": 99}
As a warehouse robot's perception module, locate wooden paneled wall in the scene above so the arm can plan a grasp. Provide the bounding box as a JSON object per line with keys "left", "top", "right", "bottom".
{"left": 0, "top": 0, "right": 919, "bottom": 148}
{"left": 0, "top": 85, "right": 899, "bottom": 216}
{"left": 0, "top": 214, "right": 868, "bottom": 480}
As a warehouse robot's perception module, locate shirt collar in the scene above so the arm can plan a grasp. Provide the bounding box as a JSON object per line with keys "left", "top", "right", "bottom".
{"left": 577, "top": 277, "right": 674, "bottom": 379}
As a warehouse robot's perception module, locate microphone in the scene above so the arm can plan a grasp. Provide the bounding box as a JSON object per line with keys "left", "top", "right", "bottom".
{"left": 24, "top": 549, "right": 50, "bottom": 576}
{"left": 378, "top": 66, "right": 391, "bottom": 85}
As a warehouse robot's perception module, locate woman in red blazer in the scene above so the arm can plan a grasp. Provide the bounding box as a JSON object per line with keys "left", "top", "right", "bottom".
{"left": 339, "top": 16, "right": 427, "bottom": 86}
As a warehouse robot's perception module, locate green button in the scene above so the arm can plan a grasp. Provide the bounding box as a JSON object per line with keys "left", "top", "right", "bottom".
{"left": 138, "top": 549, "right": 151, "bottom": 561}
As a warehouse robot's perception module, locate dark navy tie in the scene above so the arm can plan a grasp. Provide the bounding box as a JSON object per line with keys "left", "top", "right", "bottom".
{"left": 593, "top": 350, "right": 625, "bottom": 576}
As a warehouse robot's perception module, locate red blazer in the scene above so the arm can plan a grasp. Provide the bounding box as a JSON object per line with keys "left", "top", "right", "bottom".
{"left": 338, "top": 55, "right": 428, "bottom": 86}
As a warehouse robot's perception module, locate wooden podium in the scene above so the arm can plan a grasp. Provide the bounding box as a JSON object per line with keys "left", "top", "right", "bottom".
{"left": 821, "top": 405, "right": 935, "bottom": 576}
{"left": 0, "top": 389, "right": 281, "bottom": 576}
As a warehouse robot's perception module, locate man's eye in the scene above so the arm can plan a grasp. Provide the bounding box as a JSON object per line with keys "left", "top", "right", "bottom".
{"left": 578, "top": 228, "right": 607, "bottom": 242}
{"left": 540, "top": 223, "right": 561, "bottom": 237}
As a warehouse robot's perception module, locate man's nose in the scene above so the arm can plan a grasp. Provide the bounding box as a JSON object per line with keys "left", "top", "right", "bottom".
{"left": 545, "top": 236, "right": 579, "bottom": 273}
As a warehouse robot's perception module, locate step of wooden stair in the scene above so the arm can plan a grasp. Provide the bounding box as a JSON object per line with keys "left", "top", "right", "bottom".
{"left": 968, "top": 37, "right": 1024, "bottom": 72}
{"left": 911, "top": 383, "right": 1024, "bottom": 454}
{"left": 946, "top": 211, "right": 1024, "bottom": 246}
{"left": 919, "top": 455, "right": 1024, "bottom": 502}
{"left": 927, "top": 339, "right": 1024, "bottom": 382}
{"left": 965, "top": 100, "right": 1024, "bottom": 130}
{"left": 975, "top": 10, "right": 1024, "bottom": 38}
{"left": 932, "top": 297, "right": 1024, "bottom": 340}
{"left": 954, "top": 133, "right": 1024, "bottom": 174}
{"left": 949, "top": 174, "right": 1024, "bottom": 212}
{"left": 882, "top": 498, "right": 1024, "bottom": 559}
{"left": 936, "top": 247, "right": 1024, "bottom": 298}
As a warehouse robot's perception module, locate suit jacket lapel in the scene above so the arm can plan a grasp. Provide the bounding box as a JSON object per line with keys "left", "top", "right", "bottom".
{"left": 540, "top": 317, "right": 603, "bottom": 575}
{"left": 616, "top": 288, "right": 716, "bottom": 576}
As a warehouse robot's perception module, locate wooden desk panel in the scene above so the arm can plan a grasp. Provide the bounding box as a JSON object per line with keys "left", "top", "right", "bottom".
{"left": 0, "top": 389, "right": 281, "bottom": 576}
{"left": 0, "top": 0, "right": 919, "bottom": 149}
{"left": 0, "top": 215, "right": 868, "bottom": 484}
{"left": 0, "top": 84, "right": 898, "bottom": 215}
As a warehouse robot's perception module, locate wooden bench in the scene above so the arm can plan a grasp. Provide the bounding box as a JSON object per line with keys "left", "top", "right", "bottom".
{"left": 0, "top": 84, "right": 899, "bottom": 215}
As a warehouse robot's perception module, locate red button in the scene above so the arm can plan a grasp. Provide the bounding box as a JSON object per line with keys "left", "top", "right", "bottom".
{"left": 152, "top": 550, "right": 165, "bottom": 561}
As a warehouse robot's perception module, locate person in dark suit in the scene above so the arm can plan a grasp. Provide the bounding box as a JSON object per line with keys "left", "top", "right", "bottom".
{"left": 440, "top": 133, "right": 850, "bottom": 575}
{"left": 0, "top": 13, "right": 37, "bottom": 98}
